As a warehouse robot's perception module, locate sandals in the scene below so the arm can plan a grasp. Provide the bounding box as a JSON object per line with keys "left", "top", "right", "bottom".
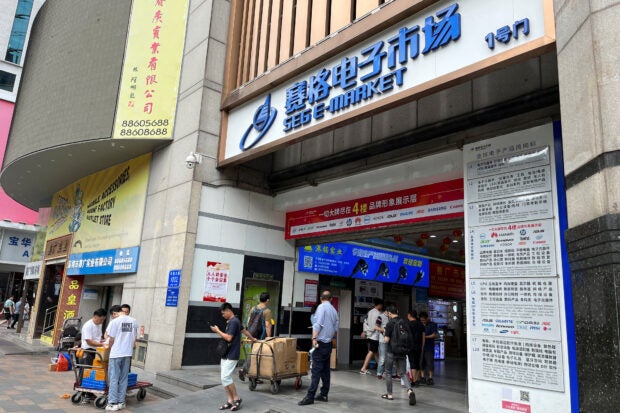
{"left": 220, "top": 399, "right": 242, "bottom": 411}
{"left": 381, "top": 393, "right": 393, "bottom": 400}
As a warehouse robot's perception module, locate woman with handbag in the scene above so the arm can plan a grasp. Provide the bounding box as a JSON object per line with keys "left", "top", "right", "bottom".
{"left": 210, "top": 302, "right": 257, "bottom": 411}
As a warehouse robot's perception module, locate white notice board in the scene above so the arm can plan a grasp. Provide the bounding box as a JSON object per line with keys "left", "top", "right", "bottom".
{"left": 464, "top": 123, "right": 573, "bottom": 412}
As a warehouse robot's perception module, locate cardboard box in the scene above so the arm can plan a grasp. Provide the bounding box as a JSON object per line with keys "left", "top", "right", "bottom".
{"left": 249, "top": 338, "right": 297, "bottom": 378}
{"left": 48, "top": 363, "right": 57, "bottom": 371}
{"left": 96, "top": 347, "right": 110, "bottom": 361}
{"left": 330, "top": 349, "right": 337, "bottom": 370}
{"left": 296, "top": 351, "right": 308, "bottom": 374}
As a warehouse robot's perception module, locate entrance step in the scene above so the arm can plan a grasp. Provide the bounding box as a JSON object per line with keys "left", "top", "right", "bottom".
{"left": 155, "top": 369, "right": 219, "bottom": 392}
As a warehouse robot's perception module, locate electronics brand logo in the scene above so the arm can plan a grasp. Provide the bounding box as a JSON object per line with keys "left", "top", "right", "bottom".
{"left": 239, "top": 94, "right": 277, "bottom": 151}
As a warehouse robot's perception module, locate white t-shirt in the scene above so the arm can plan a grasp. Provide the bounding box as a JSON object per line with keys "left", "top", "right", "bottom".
{"left": 107, "top": 315, "right": 138, "bottom": 358}
{"left": 81, "top": 318, "right": 102, "bottom": 350}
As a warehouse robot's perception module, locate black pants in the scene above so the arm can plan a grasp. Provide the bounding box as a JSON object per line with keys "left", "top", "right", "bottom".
{"left": 10, "top": 313, "right": 19, "bottom": 328}
{"left": 306, "top": 341, "right": 332, "bottom": 399}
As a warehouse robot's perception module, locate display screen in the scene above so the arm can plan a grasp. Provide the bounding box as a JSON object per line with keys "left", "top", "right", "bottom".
{"left": 298, "top": 242, "right": 429, "bottom": 287}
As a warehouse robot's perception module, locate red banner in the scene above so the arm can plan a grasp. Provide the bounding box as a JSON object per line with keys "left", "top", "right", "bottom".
{"left": 285, "top": 179, "right": 464, "bottom": 239}
{"left": 429, "top": 262, "right": 465, "bottom": 299}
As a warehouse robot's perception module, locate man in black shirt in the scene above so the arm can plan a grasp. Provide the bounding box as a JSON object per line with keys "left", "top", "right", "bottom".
{"left": 407, "top": 310, "right": 426, "bottom": 386}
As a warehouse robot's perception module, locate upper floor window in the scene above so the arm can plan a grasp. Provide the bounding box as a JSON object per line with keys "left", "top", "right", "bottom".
{"left": 0, "top": 70, "right": 17, "bottom": 92}
{"left": 5, "top": 0, "right": 35, "bottom": 65}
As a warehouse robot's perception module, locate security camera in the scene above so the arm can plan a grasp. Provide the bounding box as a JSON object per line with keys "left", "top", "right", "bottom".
{"left": 185, "top": 153, "right": 197, "bottom": 169}
{"left": 185, "top": 152, "right": 204, "bottom": 169}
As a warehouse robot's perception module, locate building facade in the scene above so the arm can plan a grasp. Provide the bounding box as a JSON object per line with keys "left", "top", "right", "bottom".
{"left": 0, "top": 1, "right": 618, "bottom": 412}
{"left": 0, "top": 0, "right": 45, "bottom": 305}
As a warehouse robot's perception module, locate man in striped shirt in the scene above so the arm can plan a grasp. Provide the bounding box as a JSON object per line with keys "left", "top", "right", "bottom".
{"left": 299, "top": 290, "right": 339, "bottom": 406}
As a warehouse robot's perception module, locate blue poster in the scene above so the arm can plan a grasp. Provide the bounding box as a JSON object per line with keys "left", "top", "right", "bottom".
{"left": 298, "top": 242, "right": 429, "bottom": 287}
{"left": 167, "top": 269, "right": 181, "bottom": 287}
{"left": 165, "top": 288, "right": 179, "bottom": 307}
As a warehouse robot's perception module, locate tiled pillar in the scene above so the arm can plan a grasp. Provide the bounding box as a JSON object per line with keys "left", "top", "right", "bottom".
{"left": 554, "top": 1, "right": 620, "bottom": 411}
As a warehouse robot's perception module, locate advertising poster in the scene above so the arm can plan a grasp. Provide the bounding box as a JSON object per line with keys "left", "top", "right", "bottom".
{"left": 203, "top": 261, "right": 229, "bottom": 302}
{"left": 286, "top": 179, "right": 463, "bottom": 239}
{"left": 469, "top": 278, "right": 561, "bottom": 341}
{"left": 304, "top": 279, "right": 318, "bottom": 307}
{"left": 429, "top": 262, "right": 465, "bottom": 299}
{"left": 46, "top": 154, "right": 150, "bottom": 275}
{"left": 113, "top": 0, "right": 189, "bottom": 139}
{"left": 47, "top": 154, "right": 150, "bottom": 253}
{"left": 469, "top": 219, "right": 557, "bottom": 278}
{"left": 355, "top": 279, "right": 383, "bottom": 308}
{"left": 298, "top": 242, "right": 429, "bottom": 286}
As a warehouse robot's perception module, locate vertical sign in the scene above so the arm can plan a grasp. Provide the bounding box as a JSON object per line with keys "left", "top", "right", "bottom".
{"left": 464, "top": 124, "right": 573, "bottom": 412}
{"left": 53, "top": 275, "right": 84, "bottom": 345}
{"left": 203, "top": 262, "right": 229, "bottom": 302}
{"left": 113, "top": 0, "right": 189, "bottom": 139}
{"left": 165, "top": 269, "right": 181, "bottom": 307}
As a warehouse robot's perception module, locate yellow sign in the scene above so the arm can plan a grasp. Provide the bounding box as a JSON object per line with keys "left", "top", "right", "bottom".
{"left": 46, "top": 154, "right": 151, "bottom": 253}
{"left": 113, "top": 0, "right": 189, "bottom": 139}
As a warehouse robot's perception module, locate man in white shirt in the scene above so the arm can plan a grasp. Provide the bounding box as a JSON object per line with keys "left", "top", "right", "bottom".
{"left": 359, "top": 298, "right": 384, "bottom": 374}
{"left": 80, "top": 308, "right": 107, "bottom": 365}
{"left": 105, "top": 305, "right": 138, "bottom": 411}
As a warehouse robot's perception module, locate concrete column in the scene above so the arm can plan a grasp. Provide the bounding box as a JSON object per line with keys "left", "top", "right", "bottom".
{"left": 554, "top": 1, "right": 620, "bottom": 412}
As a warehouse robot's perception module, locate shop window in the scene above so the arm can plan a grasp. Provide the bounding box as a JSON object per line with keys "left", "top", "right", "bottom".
{"left": 5, "top": 0, "right": 35, "bottom": 65}
{"left": 0, "top": 70, "right": 16, "bottom": 92}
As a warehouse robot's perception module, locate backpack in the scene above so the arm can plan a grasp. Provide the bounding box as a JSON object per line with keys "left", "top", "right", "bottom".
{"left": 245, "top": 306, "right": 266, "bottom": 339}
{"left": 390, "top": 317, "right": 412, "bottom": 356}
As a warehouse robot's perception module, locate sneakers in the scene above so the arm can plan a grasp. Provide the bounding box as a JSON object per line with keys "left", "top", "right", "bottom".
{"left": 314, "top": 395, "right": 328, "bottom": 402}
{"left": 298, "top": 397, "right": 314, "bottom": 405}
{"left": 238, "top": 368, "right": 247, "bottom": 382}
{"left": 105, "top": 402, "right": 125, "bottom": 411}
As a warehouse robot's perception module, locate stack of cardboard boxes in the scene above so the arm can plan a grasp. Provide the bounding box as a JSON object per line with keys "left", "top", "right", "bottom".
{"left": 249, "top": 338, "right": 310, "bottom": 378}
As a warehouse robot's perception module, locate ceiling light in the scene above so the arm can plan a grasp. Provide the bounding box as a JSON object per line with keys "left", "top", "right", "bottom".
{"left": 429, "top": 234, "right": 437, "bottom": 238}
{"left": 452, "top": 239, "right": 459, "bottom": 243}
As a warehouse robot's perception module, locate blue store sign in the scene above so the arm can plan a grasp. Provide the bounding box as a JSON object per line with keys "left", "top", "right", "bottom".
{"left": 66, "top": 246, "right": 140, "bottom": 275}
{"left": 298, "top": 242, "right": 429, "bottom": 287}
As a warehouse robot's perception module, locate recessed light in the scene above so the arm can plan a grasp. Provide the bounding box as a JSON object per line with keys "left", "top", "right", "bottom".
{"left": 452, "top": 239, "right": 459, "bottom": 243}
{"left": 429, "top": 235, "right": 437, "bottom": 238}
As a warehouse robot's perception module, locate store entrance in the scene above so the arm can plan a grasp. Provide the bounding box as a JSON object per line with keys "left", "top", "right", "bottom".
{"left": 34, "top": 263, "right": 64, "bottom": 339}
{"left": 300, "top": 219, "right": 467, "bottom": 371}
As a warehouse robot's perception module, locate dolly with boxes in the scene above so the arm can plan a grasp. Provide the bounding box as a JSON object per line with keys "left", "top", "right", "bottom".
{"left": 246, "top": 337, "right": 308, "bottom": 394}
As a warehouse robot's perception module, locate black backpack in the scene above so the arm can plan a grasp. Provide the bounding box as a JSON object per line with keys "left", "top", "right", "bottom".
{"left": 245, "top": 306, "right": 266, "bottom": 339}
{"left": 390, "top": 317, "right": 412, "bottom": 356}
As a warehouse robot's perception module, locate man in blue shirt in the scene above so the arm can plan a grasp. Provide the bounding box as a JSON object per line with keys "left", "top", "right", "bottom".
{"left": 299, "top": 290, "right": 339, "bottom": 406}
{"left": 419, "top": 311, "right": 438, "bottom": 385}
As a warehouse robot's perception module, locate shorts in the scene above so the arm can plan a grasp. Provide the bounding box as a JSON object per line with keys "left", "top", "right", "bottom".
{"left": 3, "top": 312, "right": 10, "bottom": 321}
{"left": 367, "top": 339, "right": 379, "bottom": 353}
{"left": 220, "top": 358, "right": 238, "bottom": 387}
{"left": 422, "top": 349, "right": 435, "bottom": 372}
{"left": 408, "top": 349, "right": 422, "bottom": 370}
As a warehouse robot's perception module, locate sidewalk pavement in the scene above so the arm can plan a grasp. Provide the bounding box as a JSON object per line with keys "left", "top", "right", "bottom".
{"left": 1, "top": 331, "right": 468, "bottom": 413}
